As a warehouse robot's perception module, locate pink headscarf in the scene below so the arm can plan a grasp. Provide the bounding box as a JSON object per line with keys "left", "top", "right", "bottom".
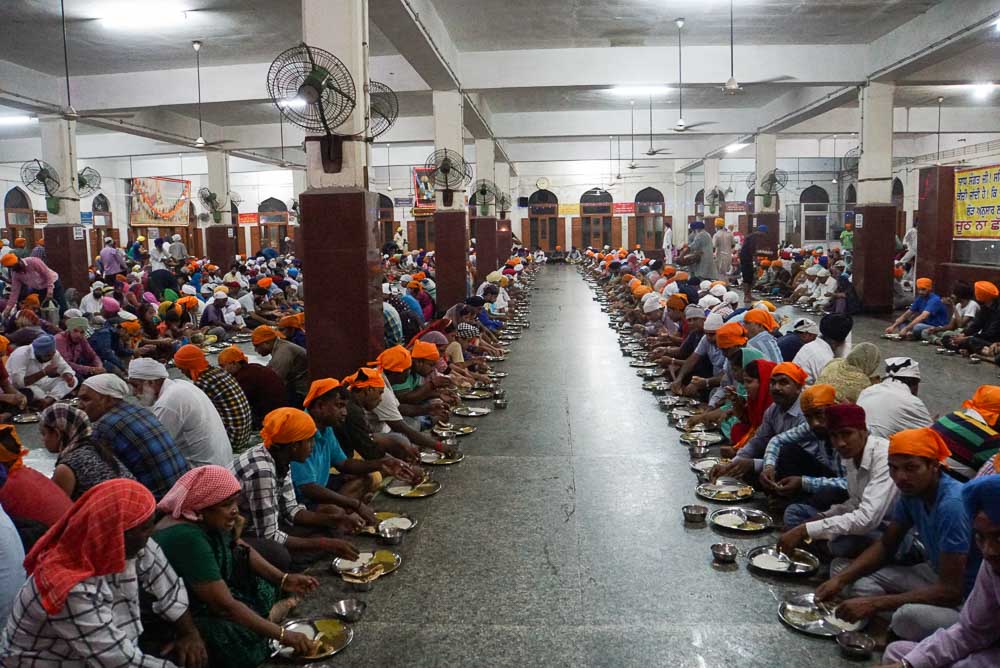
{"left": 142, "top": 291, "right": 159, "bottom": 306}
{"left": 157, "top": 465, "right": 240, "bottom": 521}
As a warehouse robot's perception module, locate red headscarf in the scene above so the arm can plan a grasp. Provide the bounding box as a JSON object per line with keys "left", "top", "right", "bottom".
{"left": 731, "top": 359, "right": 777, "bottom": 449}
{"left": 24, "top": 479, "right": 156, "bottom": 614}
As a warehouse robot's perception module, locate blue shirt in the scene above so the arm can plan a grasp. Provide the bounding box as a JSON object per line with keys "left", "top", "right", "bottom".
{"left": 0, "top": 504, "right": 25, "bottom": 625}
{"left": 892, "top": 474, "right": 981, "bottom": 595}
{"left": 290, "top": 425, "right": 347, "bottom": 499}
{"left": 749, "top": 330, "right": 783, "bottom": 363}
{"left": 401, "top": 294, "right": 425, "bottom": 324}
{"left": 478, "top": 309, "right": 502, "bottom": 331}
{"left": 94, "top": 403, "right": 189, "bottom": 500}
{"left": 910, "top": 293, "right": 950, "bottom": 327}
{"left": 777, "top": 332, "right": 805, "bottom": 362}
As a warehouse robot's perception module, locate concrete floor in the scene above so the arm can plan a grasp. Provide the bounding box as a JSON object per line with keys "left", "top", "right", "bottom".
{"left": 16, "top": 265, "right": 995, "bottom": 666}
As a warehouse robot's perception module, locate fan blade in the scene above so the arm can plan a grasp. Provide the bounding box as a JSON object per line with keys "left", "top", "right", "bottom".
{"left": 674, "top": 121, "right": 717, "bottom": 131}
{"left": 645, "top": 148, "right": 672, "bottom": 155}
{"left": 75, "top": 113, "right": 135, "bottom": 120}
{"left": 742, "top": 75, "right": 796, "bottom": 85}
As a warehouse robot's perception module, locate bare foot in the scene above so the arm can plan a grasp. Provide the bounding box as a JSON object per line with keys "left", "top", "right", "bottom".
{"left": 268, "top": 596, "right": 301, "bottom": 623}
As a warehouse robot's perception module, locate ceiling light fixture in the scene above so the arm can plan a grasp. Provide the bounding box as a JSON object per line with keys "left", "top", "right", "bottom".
{"left": 0, "top": 116, "right": 37, "bottom": 126}
{"left": 971, "top": 82, "right": 996, "bottom": 99}
{"left": 674, "top": 18, "right": 685, "bottom": 29}
{"left": 100, "top": 5, "right": 189, "bottom": 29}
{"left": 724, "top": 142, "right": 748, "bottom": 154}
{"left": 609, "top": 86, "right": 671, "bottom": 97}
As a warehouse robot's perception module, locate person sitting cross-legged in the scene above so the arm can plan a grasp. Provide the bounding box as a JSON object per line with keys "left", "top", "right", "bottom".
{"left": 173, "top": 344, "right": 254, "bottom": 453}
{"left": 6, "top": 334, "right": 76, "bottom": 409}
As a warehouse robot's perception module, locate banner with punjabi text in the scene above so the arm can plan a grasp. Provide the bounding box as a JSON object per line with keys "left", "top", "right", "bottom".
{"left": 954, "top": 164, "right": 1000, "bottom": 238}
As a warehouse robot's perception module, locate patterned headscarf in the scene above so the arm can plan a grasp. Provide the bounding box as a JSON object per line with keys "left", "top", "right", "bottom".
{"left": 157, "top": 465, "right": 241, "bottom": 522}
{"left": 41, "top": 404, "right": 93, "bottom": 454}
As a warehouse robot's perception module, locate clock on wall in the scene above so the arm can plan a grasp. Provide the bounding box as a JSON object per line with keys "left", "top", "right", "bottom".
{"left": 535, "top": 177, "right": 550, "bottom": 190}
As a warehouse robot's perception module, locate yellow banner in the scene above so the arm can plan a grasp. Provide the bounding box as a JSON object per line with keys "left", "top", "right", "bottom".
{"left": 954, "top": 164, "right": 1000, "bottom": 238}
{"left": 558, "top": 203, "right": 580, "bottom": 216}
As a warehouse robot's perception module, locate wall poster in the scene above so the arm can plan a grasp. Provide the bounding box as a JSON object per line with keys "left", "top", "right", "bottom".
{"left": 130, "top": 177, "right": 191, "bottom": 227}
{"left": 954, "top": 164, "right": 1000, "bottom": 238}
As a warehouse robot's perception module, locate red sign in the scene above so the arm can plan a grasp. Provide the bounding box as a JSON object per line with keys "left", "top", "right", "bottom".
{"left": 612, "top": 202, "right": 635, "bottom": 215}
{"left": 238, "top": 213, "right": 259, "bottom": 226}
{"left": 725, "top": 201, "right": 747, "bottom": 213}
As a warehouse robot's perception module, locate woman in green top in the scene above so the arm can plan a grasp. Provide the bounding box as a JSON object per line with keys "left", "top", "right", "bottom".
{"left": 154, "top": 465, "right": 319, "bottom": 667}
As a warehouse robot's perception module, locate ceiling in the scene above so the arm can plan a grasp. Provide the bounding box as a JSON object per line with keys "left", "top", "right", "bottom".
{"left": 481, "top": 85, "right": 786, "bottom": 113}
{"left": 430, "top": 0, "right": 942, "bottom": 51}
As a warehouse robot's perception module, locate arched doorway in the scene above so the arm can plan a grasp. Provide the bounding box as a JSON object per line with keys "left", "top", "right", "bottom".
{"left": 378, "top": 193, "right": 396, "bottom": 249}
{"left": 694, "top": 189, "right": 704, "bottom": 222}
{"left": 4, "top": 187, "right": 35, "bottom": 248}
{"left": 800, "top": 184, "right": 831, "bottom": 246}
{"left": 634, "top": 187, "right": 666, "bottom": 250}
{"left": 891, "top": 177, "right": 907, "bottom": 239}
{"left": 90, "top": 193, "right": 112, "bottom": 259}
{"left": 259, "top": 197, "right": 290, "bottom": 254}
{"left": 577, "top": 188, "right": 616, "bottom": 249}
{"left": 526, "top": 189, "right": 560, "bottom": 251}
{"left": 845, "top": 184, "right": 857, "bottom": 209}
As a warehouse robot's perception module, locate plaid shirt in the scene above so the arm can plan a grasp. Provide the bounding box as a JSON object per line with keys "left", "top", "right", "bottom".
{"left": 229, "top": 444, "right": 304, "bottom": 545}
{"left": 194, "top": 367, "right": 253, "bottom": 453}
{"left": 382, "top": 302, "right": 404, "bottom": 347}
{"left": 1, "top": 541, "right": 187, "bottom": 667}
{"left": 93, "top": 403, "right": 189, "bottom": 500}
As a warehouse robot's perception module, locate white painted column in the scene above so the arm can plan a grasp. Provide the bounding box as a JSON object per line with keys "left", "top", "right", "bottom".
{"left": 474, "top": 138, "right": 495, "bottom": 216}
{"left": 905, "top": 167, "right": 919, "bottom": 230}
{"left": 672, "top": 162, "right": 686, "bottom": 247}
{"left": 432, "top": 90, "right": 465, "bottom": 211}
{"left": 206, "top": 151, "right": 230, "bottom": 224}
{"left": 703, "top": 159, "right": 720, "bottom": 199}
{"left": 301, "top": 0, "right": 370, "bottom": 189}
{"left": 495, "top": 161, "right": 511, "bottom": 217}
{"left": 857, "top": 82, "right": 894, "bottom": 204}
{"left": 292, "top": 169, "right": 308, "bottom": 201}
{"left": 754, "top": 134, "right": 777, "bottom": 213}
{"left": 39, "top": 117, "right": 80, "bottom": 226}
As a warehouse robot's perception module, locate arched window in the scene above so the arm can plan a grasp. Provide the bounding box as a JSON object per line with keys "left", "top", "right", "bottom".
{"left": 891, "top": 177, "right": 904, "bottom": 209}
{"left": 527, "top": 189, "right": 558, "bottom": 205}
{"left": 4, "top": 187, "right": 34, "bottom": 231}
{"left": 526, "top": 190, "right": 559, "bottom": 251}
{"left": 635, "top": 188, "right": 665, "bottom": 250}
{"left": 92, "top": 194, "right": 110, "bottom": 212}
{"left": 799, "top": 185, "right": 830, "bottom": 205}
{"left": 845, "top": 184, "right": 857, "bottom": 206}
{"left": 800, "top": 185, "right": 831, "bottom": 244}
{"left": 258, "top": 197, "right": 289, "bottom": 250}
{"left": 378, "top": 193, "right": 395, "bottom": 248}
{"left": 580, "top": 188, "right": 612, "bottom": 204}
{"left": 579, "top": 188, "right": 614, "bottom": 249}
{"left": 258, "top": 197, "right": 288, "bottom": 213}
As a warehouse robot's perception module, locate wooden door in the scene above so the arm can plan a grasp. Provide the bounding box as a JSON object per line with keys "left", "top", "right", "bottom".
{"left": 555, "top": 217, "right": 566, "bottom": 251}
{"left": 406, "top": 221, "right": 417, "bottom": 251}
{"left": 571, "top": 217, "right": 582, "bottom": 249}
{"left": 611, "top": 216, "right": 622, "bottom": 249}
{"left": 626, "top": 216, "right": 637, "bottom": 249}
{"left": 896, "top": 210, "right": 906, "bottom": 240}
{"left": 738, "top": 215, "right": 748, "bottom": 236}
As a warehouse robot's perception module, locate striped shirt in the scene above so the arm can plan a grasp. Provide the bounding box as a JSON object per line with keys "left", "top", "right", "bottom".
{"left": 193, "top": 366, "right": 253, "bottom": 453}
{"left": 229, "top": 444, "right": 304, "bottom": 545}
{"left": 748, "top": 330, "right": 783, "bottom": 363}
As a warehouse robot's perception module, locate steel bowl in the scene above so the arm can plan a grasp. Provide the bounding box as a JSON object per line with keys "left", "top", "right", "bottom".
{"left": 493, "top": 388, "right": 506, "bottom": 399}
{"left": 330, "top": 598, "right": 367, "bottom": 623}
{"left": 682, "top": 504, "right": 708, "bottom": 523}
{"left": 690, "top": 445, "right": 710, "bottom": 459}
{"left": 711, "top": 542, "right": 738, "bottom": 564}
{"left": 836, "top": 631, "right": 875, "bottom": 660}
{"left": 349, "top": 579, "right": 374, "bottom": 592}
{"left": 376, "top": 525, "right": 403, "bottom": 545}
{"left": 493, "top": 398, "right": 508, "bottom": 409}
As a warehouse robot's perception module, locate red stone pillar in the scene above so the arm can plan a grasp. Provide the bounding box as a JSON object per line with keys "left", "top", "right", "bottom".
{"left": 496, "top": 220, "right": 512, "bottom": 264}
{"left": 751, "top": 212, "right": 778, "bottom": 259}
{"left": 851, "top": 204, "right": 897, "bottom": 313}
{"left": 473, "top": 217, "right": 498, "bottom": 284}
{"left": 300, "top": 190, "right": 383, "bottom": 379}
{"left": 204, "top": 226, "right": 236, "bottom": 266}
{"left": 917, "top": 166, "right": 955, "bottom": 290}
{"left": 43, "top": 225, "right": 88, "bottom": 292}
{"left": 433, "top": 210, "right": 469, "bottom": 312}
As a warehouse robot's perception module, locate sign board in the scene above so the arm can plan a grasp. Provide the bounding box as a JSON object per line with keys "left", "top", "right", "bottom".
{"left": 954, "top": 164, "right": 1000, "bottom": 239}
{"left": 34, "top": 211, "right": 47, "bottom": 226}
{"left": 612, "top": 202, "right": 636, "bottom": 215}
{"left": 227, "top": 227, "right": 235, "bottom": 238}
{"left": 854, "top": 213, "right": 864, "bottom": 230}
{"left": 725, "top": 201, "right": 747, "bottom": 213}
{"left": 394, "top": 197, "right": 414, "bottom": 207}
{"left": 558, "top": 203, "right": 580, "bottom": 216}
{"left": 73, "top": 226, "right": 84, "bottom": 241}
{"left": 147, "top": 227, "right": 160, "bottom": 239}
{"left": 238, "top": 213, "right": 259, "bottom": 226}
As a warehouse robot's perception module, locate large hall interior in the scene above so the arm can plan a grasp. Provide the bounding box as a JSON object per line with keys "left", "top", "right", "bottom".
{"left": 0, "top": 1, "right": 1000, "bottom": 667}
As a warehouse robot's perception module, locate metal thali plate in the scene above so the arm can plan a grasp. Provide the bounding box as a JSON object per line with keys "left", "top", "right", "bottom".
{"left": 332, "top": 549, "right": 402, "bottom": 577}
{"left": 452, "top": 406, "right": 490, "bottom": 417}
{"left": 709, "top": 507, "right": 773, "bottom": 533}
{"left": 777, "top": 592, "right": 867, "bottom": 637}
{"left": 458, "top": 389, "right": 493, "bottom": 400}
{"left": 271, "top": 618, "right": 353, "bottom": 662}
{"left": 384, "top": 479, "right": 442, "bottom": 498}
{"left": 420, "top": 450, "right": 465, "bottom": 465}
{"left": 680, "top": 431, "right": 724, "bottom": 446}
{"left": 695, "top": 479, "right": 754, "bottom": 503}
{"left": 629, "top": 360, "right": 659, "bottom": 368}
{"left": 689, "top": 457, "right": 730, "bottom": 473}
{"left": 749, "top": 546, "right": 820, "bottom": 577}
{"left": 12, "top": 413, "right": 40, "bottom": 424}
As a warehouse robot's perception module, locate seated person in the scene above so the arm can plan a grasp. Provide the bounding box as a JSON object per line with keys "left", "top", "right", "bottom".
{"left": 882, "top": 475, "right": 1000, "bottom": 668}
{"left": 217, "top": 345, "right": 287, "bottom": 428}
{"left": 6, "top": 334, "right": 76, "bottom": 409}
{"left": 154, "top": 466, "right": 320, "bottom": 666}
{"left": 373, "top": 346, "right": 452, "bottom": 450}
{"left": 670, "top": 312, "right": 726, "bottom": 398}
{"left": 932, "top": 384, "right": 1000, "bottom": 479}
{"left": 199, "top": 291, "right": 238, "bottom": 340}
{"left": 944, "top": 280, "right": 1000, "bottom": 355}
{"left": 0, "top": 424, "right": 72, "bottom": 531}
{"left": 919, "top": 281, "right": 978, "bottom": 344}
{"left": 252, "top": 326, "right": 308, "bottom": 408}
{"left": 777, "top": 402, "right": 897, "bottom": 559}
{"left": 776, "top": 317, "right": 818, "bottom": 362}
{"left": 342, "top": 366, "right": 421, "bottom": 466}
{"left": 743, "top": 308, "right": 783, "bottom": 363}
{"left": 173, "top": 345, "right": 254, "bottom": 454}
{"left": 885, "top": 277, "right": 950, "bottom": 340}
{"left": 656, "top": 306, "right": 708, "bottom": 377}
{"left": 0, "top": 479, "right": 207, "bottom": 667}
{"left": 823, "top": 261, "right": 862, "bottom": 315}
{"left": 229, "top": 407, "right": 361, "bottom": 573}
{"left": 857, "top": 357, "right": 932, "bottom": 439}
{"left": 816, "top": 341, "right": 881, "bottom": 403}
{"left": 41, "top": 403, "right": 134, "bottom": 500}
{"left": 277, "top": 313, "right": 306, "bottom": 349}
{"left": 54, "top": 316, "right": 104, "bottom": 380}
{"left": 793, "top": 313, "right": 853, "bottom": 384}
{"left": 815, "top": 428, "right": 978, "bottom": 642}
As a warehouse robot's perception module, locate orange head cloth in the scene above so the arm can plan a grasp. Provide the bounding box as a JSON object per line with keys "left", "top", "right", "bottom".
{"left": 675, "top": 271, "right": 690, "bottom": 281}
{"left": 119, "top": 320, "right": 141, "bottom": 336}
{"left": 173, "top": 344, "right": 209, "bottom": 380}
{"left": 888, "top": 427, "right": 951, "bottom": 464}
{"left": 251, "top": 325, "right": 283, "bottom": 345}
{"left": 21, "top": 294, "right": 40, "bottom": 310}
{"left": 772, "top": 362, "right": 808, "bottom": 386}
{"left": 800, "top": 383, "right": 837, "bottom": 412}
{"left": 915, "top": 277, "right": 933, "bottom": 290}
{"left": 715, "top": 322, "right": 748, "bottom": 349}
{"left": 0, "top": 335, "right": 10, "bottom": 355}
{"left": 974, "top": 281, "right": 999, "bottom": 303}
{"left": 744, "top": 308, "right": 778, "bottom": 332}
{"left": 894, "top": 267, "right": 905, "bottom": 279}
{"left": 218, "top": 345, "right": 248, "bottom": 365}
{"left": 176, "top": 296, "right": 199, "bottom": 312}
{"left": 375, "top": 345, "right": 412, "bottom": 373}
{"left": 23, "top": 479, "right": 156, "bottom": 615}
{"left": 633, "top": 285, "right": 652, "bottom": 298}
{"left": 410, "top": 340, "right": 440, "bottom": 362}
{"left": 278, "top": 313, "right": 305, "bottom": 330}
{"left": 303, "top": 378, "right": 341, "bottom": 409}
{"left": 962, "top": 385, "right": 1000, "bottom": 427}
{"left": 343, "top": 366, "right": 385, "bottom": 389}
{"left": 621, "top": 274, "right": 634, "bottom": 282}
{"left": 662, "top": 266, "right": 676, "bottom": 278}
{"left": 407, "top": 281, "right": 422, "bottom": 290}
{"left": 257, "top": 277, "right": 273, "bottom": 289}
{"left": 260, "top": 407, "right": 317, "bottom": 448}
{"left": 0, "top": 425, "right": 28, "bottom": 472}
{"left": 760, "top": 259, "right": 772, "bottom": 267}
{"left": 13, "top": 238, "right": 26, "bottom": 249}
{"left": 666, "top": 294, "right": 688, "bottom": 311}
{"left": 412, "top": 272, "right": 427, "bottom": 281}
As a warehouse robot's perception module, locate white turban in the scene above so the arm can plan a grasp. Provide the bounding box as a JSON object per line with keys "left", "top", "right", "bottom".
{"left": 704, "top": 313, "right": 725, "bottom": 332}
{"left": 709, "top": 284, "right": 726, "bottom": 298}
{"left": 805, "top": 265, "right": 820, "bottom": 276}
{"left": 724, "top": 290, "right": 741, "bottom": 305}
{"left": 654, "top": 278, "right": 668, "bottom": 291}
{"left": 399, "top": 274, "right": 413, "bottom": 285}
{"left": 641, "top": 292, "right": 660, "bottom": 304}
{"left": 181, "top": 284, "right": 197, "bottom": 296}
{"left": 816, "top": 268, "right": 831, "bottom": 278}
{"left": 698, "top": 295, "right": 721, "bottom": 309}
{"left": 117, "top": 310, "right": 138, "bottom": 321}
{"left": 128, "top": 358, "right": 169, "bottom": 380}
{"left": 663, "top": 282, "right": 680, "bottom": 296}
{"left": 642, "top": 298, "right": 663, "bottom": 314}
{"left": 172, "top": 234, "right": 181, "bottom": 241}
{"left": 213, "top": 291, "right": 228, "bottom": 301}
{"left": 699, "top": 280, "right": 711, "bottom": 292}
{"left": 684, "top": 304, "right": 706, "bottom": 319}
{"left": 82, "top": 374, "right": 130, "bottom": 400}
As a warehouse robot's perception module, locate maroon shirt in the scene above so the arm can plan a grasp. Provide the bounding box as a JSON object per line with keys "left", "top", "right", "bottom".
{"left": 0, "top": 467, "right": 72, "bottom": 526}
{"left": 233, "top": 363, "right": 287, "bottom": 426}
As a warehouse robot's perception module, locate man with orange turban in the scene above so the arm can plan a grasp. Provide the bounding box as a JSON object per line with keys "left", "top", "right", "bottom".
{"left": 252, "top": 325, "right": 308, "bottom": 407}
{"left": 370, "top": 347, "right": 451, "bottom": 456}
{"left": 173, "top": 344, "right": 253, "bottom": 452}
{"left": 777, "top": 401, "right": 898, "bottom": 560}
{"left": 743, "top": 308, "right": 782, "bottom": 362}
{"left": 277, "top": 312, "right": 306, "bottom": 348}
{"left": 885, "top": 277, "right": 950, "bottom": 339}
{"left": 930, "top": 384, "right": 1000, "bottom": 479}
{"left": 816, "top": 425, "right": 976, "bottom": 642}
{"left": 943, "top": 280, "right": 1000, "bottom": 355}
{"left": 218, "top": 344, "right": 286, "bottom": 428}
{"left": 712, "top": 217, "right": 734, "bottom": 278}
{"left": 229, "top": 407, "right": 361, "bottom": 571}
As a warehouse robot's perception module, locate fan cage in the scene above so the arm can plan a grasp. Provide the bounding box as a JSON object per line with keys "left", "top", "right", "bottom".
{"left": 20, "top": 160, "right": 61, "bottom": 196}
{"left": 267, "top": 44, "right": 356, "bottom": 134}
{"left": 425, "top": 149, "right": 472, "bottom": 190}
{"left": 368, "top": 81, "right": 399, "bottom": 139}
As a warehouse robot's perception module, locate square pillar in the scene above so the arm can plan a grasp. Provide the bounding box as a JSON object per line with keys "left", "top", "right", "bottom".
{"left": 473, "top": 217, "right": 498, "bottom": 284}
{"left": 851, "top": 205, "right": 897, "bottom": 313}
{"left": 751, "top": 212, "right": 778, "bottom": 259}
{"left": 40, "top": 117, "right": 88, "bottom": 289}
{"left": 204, "top": 225, "right": 236, "bottom": 266}
{"left": 496, "top": 220, "right": 512, "bottom": 262}
{"left": 917, "top": 166, "right": 957, "bottom": 291}
{"left": 301, "top": 189, "right": 383, "bottom": 379}
{"left": 754, "top": 134, "right": 777, "bottom": 213}
{"left": 857, "top": 83, "right": 895, "bottom": 204}
{"left": 43, "top": 226, "right": 88, "bottom": 293}
{"left": 433, "top": 210, "right": 469, "bottom": 311}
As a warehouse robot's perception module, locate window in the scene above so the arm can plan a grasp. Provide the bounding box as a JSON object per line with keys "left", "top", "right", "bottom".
{"left": 800, "top": 185, "right": 831, "bottom": 243}
{"left": 258, "top": 197, "right": 288, "bottom": 213}
{"left": 4, "top": 187, "right": 33, "bottom": 229}
{"left": 635, "top": 187, "right": 665, "bottom": 248}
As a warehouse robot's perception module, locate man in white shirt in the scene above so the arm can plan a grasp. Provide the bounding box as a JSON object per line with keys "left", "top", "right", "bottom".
{"left": 793, "top": 313, "right": 854, "bottom": 383}
{"left": 661, "top": 222, "right": 674, "bottom": 262}
{"left": 778, "top": 403, "right": 898, "bottom": 558}
{"left": 6, "top": 334, "right": 76, "bottom": 407}
{"left": 78, "top": 281, "right": 106, "bottom": 316}
{"left": 856, "top": 357, "right": 932, "bottom": 439}
{"left": 149, "top": 238, "right": 169, "bottom": 271}
{"left": 127, "top": 357, "right": 233, "bottom": 467}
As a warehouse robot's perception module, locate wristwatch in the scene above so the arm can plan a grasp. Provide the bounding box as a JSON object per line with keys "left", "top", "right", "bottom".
{"left": 900, "top": 659, "right": 912, "bottom": 668}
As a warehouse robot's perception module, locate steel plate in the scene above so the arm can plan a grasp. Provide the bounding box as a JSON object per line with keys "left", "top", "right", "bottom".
{"left": 778, "top": 592, "right": 867, "bottom": 637}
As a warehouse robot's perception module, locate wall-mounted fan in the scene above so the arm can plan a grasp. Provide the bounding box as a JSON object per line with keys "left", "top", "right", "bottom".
{"left": 425, "top": 148, "right": 472, "bottom": 208}
{"left": 705, "top": 187, "right": 725, "bottom": 215}
{"left": 759, "top": 168, "right": 788, "bottom": 208}
{"left": 77, "top": 166, "right": 102, "bottom": 197}
{"left": 842, "top": 147, "right": 861, "bottom": 175}
{"left": 745, "top": 172, "right": 758, "bottom": 191}
{"left": 228, "top": 191, "right": 243, "bottom": 207}
{"left": 472, "top": 179, "right": 499, "bottom": 216}
{"left": 21, "top": 159, "right": 66, "bottom": 214}
{"left": 368, "top": 80, "right": 399, "bottom": 140}
{"left": 497, "top": 192, "right": 512, "bottom": 219}
{"left": 198, "top": 187, "right": 225, "bottom": 223}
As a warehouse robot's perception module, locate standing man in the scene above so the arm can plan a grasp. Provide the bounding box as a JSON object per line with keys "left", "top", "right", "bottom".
{"left": 679, "top": 221, "right": 718, "bottom": 281}
{"left": 168, "top": 233, "right": 189, "bottom": 265}
{"left": 712, "top": 218, "right": 734, "bottom": 280}
{"left": 98, "top": 237, "right": 127, "bottom": 281}
{"left": 739, "top": 224, "right": 768, "bottom": 303}
{"left": 1, "top": 254, "right": 68, "bottom": 316}
{"left": 661, "top": 220, "right": 674, "bottom": 263}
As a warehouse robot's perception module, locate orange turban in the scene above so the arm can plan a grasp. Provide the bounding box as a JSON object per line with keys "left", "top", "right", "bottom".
{"left": 303, "top": 378, "right": 341, "bottom": 409}
{"left": 176, "top": 296, "right": 199, "bottom": 311}
{"left": 675, "top": 271, "right": 690, "bottom": 281}
{"left": 621, "top": 274, "right": 634, "bottom": 282}
{"left": 1, "top": 254, "right": 19, "bottom": 268}
{"left": 0, "top": 335, "right": 9, "bottom": 355}
{"left": 218, "top": 346, "right": 248, "bottom": 365}
{"left": 800, "top": 384, "right": 837, "bottom": 412}
{"left": 257, "top": 277, "right": 273, "bottom": 289}
{"left": 21, "top": 294, "right": 40, "bottom": 310}
{"left": 888, "top": 427, "right": 951, "bottom": 464}
{"left": 772, "top": 362, "right": 808, "bottom": 386}
{"left": 662, "top": 267, "right": 677, "bottom": 278}
{"left": 974, "top": 281, "right": 999, "bottom": 303}
{"left": 343, "top": 366, "right": 385, "bottom": 389}
{"left": 744, "top": 308, "right": 778, "bottom": 332}
{"left": 278, "top": 313, "right": 305, "bottom": 330}
{"left": 261, "top": 407, "right": 317, "bottom": 448}
{"left": 407, "top": 281, "right": 422, "bottom": 290}
{"left": 666, "top": 295, "right": 688, "bottom": 311}
{"left": 410, "top": 340, "right": 440, "bottom": 362}
{"left": 0, "top": 425, "right": 27, "bottom": 472}
{"left": 173, "top": 344, "right": 209, "bottom": 380}
{"left": 375, "top": 345, "right": 412, "bottom": 372}
{"left": 894, "top": 267, "right": 905, "bottom": 279}
{"left": 633, "top": 285, "right": 652, "bottom": 297}
{"left": 412, "top": 272, "right": 426, "bottom": 281}
{"left": 760, "top": 259, "right": 772, "bottom": 267}
{"left": 915, "top": 277, "right": 933, "bottom": 290}
{"left": 251, "top": 326, "right": 283, "bottom": 345}
{"left": 715, "top": 322, "right": 748, "bottom": 349}
{"left": 119, "top": 320, "right": 141, "bottom": 335}
{"left": 963, "top": 385, "right": 1000, "bottom": 427}
{"left": 13, "top": 238, "right": 26, "bottom": 248}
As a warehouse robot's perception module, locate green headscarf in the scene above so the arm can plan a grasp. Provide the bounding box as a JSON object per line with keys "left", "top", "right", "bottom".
{"left": 740, "top": 347, "right": 765, "bottom": 368}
